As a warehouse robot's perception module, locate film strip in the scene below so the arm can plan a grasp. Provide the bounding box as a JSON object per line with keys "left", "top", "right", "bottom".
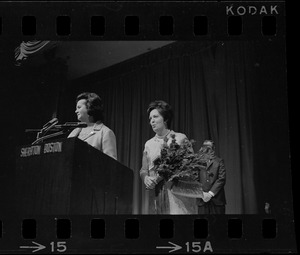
{"left": 3, "top": 11, "right": 279, "bottom": 38}
{"left": 0, "top": 215, "right": 291, "bottom": 253}
{"left": 0, "top": 1, "right": 295, "bottom": 254}
{"left": 0, "top": 2, "right": 284, "bottom": 39}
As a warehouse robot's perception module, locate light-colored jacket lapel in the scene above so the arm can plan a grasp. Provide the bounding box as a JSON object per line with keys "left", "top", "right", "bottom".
{"left": 81, "top": 121, "right": 103, "bottom": 141}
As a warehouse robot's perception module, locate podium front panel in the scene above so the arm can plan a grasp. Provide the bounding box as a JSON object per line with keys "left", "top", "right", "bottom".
{"left": 15, "top": 138, "right": 133, "bottom": 215}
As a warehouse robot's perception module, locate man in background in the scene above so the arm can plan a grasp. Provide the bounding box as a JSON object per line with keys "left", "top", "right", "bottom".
{"left": 198, "top": 140, "right": 226, "bottom": 214}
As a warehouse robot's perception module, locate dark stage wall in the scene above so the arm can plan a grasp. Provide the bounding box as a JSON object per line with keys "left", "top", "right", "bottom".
{"left": 0, "top": 40, "right": 291, "bottom": 215}
{"left": 0, "top": 43, "right": 67, "bottom": 215}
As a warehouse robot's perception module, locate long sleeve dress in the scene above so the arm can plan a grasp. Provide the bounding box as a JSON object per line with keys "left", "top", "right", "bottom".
{"left": 140, "top": 130, "right": 198, "bottom": 214}
{"left": 68, "top": 121, "right": 117, "bottom": 160}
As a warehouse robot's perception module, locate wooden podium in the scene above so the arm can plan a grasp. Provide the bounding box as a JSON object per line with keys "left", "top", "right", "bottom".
{"left": 15, "top": 137, "right": 133, "bottom": 215}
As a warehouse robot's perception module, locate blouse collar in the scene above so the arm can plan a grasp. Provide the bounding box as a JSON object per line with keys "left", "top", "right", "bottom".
{"left": 154, "top": 130, "right": 173, "bottom": 142}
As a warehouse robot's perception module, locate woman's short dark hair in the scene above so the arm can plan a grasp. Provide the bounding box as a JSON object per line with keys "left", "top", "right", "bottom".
{"left": 76, "top": 92, "right": 104, "bottom": 122}
{"left": 147, "top": 100, "right": 173, "bottom": 129}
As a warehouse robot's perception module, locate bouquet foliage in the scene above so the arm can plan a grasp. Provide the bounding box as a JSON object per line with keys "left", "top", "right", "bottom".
{"left": 153, "top": 134, "right": 208, "bottom": 182}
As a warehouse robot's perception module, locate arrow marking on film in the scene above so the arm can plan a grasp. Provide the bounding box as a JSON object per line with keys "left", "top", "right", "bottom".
{"left": 20, "top": 241, "right": 46, "bottom": 253}
{"left": 156, "top": 242, "right": 182, "bottom": 253}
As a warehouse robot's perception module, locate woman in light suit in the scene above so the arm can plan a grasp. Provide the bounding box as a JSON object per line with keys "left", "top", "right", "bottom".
{"left": 68, "top": 92, "right": 117, "bottom": 160}
{"left": 140, "top": 100, "right": 195, "bottom": 214}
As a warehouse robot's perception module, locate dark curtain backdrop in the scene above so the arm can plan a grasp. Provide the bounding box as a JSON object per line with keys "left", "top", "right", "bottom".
{"left": 0, "top": 41, "right": 68, "bottom": 215}
{"left": 59, "top": 40, "right": 289, "bottom": 214}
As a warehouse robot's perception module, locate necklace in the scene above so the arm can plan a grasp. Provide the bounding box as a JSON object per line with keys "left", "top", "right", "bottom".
{"left": 155, "top": 129, "right": 172, "bottom": 139}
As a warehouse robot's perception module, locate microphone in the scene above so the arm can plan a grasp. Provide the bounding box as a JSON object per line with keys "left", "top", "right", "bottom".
{"left": 54, "top": 122, "right": 88, "bottom": 129}
{"left": 43, "top": 117, "right": 59, "bottom": 128}
{"left": 35, "top": 117, "right": 59, "bottom": 140}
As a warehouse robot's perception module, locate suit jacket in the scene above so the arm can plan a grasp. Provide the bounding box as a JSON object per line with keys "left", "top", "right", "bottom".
{"left": 68, "top": 121, "right": 117, "bottom": 160}
{"left": 198, "top": 156, "right": 226, "bottom": 206}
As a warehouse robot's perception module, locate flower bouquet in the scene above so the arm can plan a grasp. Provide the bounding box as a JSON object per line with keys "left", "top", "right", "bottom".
{"left": 153, "top": 134, "right": 208, "bottom": 198}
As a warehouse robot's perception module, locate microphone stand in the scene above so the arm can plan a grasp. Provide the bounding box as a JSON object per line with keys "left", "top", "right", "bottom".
{"left": 31, "top": 130, "right": 66, "bottom": 145}
{"left": 28, "top": 121, "right": 87, "bottom": 145}
{"left": 32, "top": 120, "right": 59, "bottom": 144}
{"left": 34, "top": 119, "right": 58, "bottom": 140}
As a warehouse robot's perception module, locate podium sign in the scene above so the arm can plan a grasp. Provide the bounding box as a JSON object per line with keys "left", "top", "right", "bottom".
{"left": 15, "top": 138, "right": 133, "bottom": 215}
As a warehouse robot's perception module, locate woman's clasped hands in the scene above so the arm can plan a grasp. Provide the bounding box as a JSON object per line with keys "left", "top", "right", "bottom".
{"left": 144, "top": 176, "right": 158, "bottom": 189}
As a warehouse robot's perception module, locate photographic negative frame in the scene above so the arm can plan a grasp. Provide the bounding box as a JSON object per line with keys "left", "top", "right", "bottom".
{"left": 0, "top": 1, "right": 296, "bottom": 254}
